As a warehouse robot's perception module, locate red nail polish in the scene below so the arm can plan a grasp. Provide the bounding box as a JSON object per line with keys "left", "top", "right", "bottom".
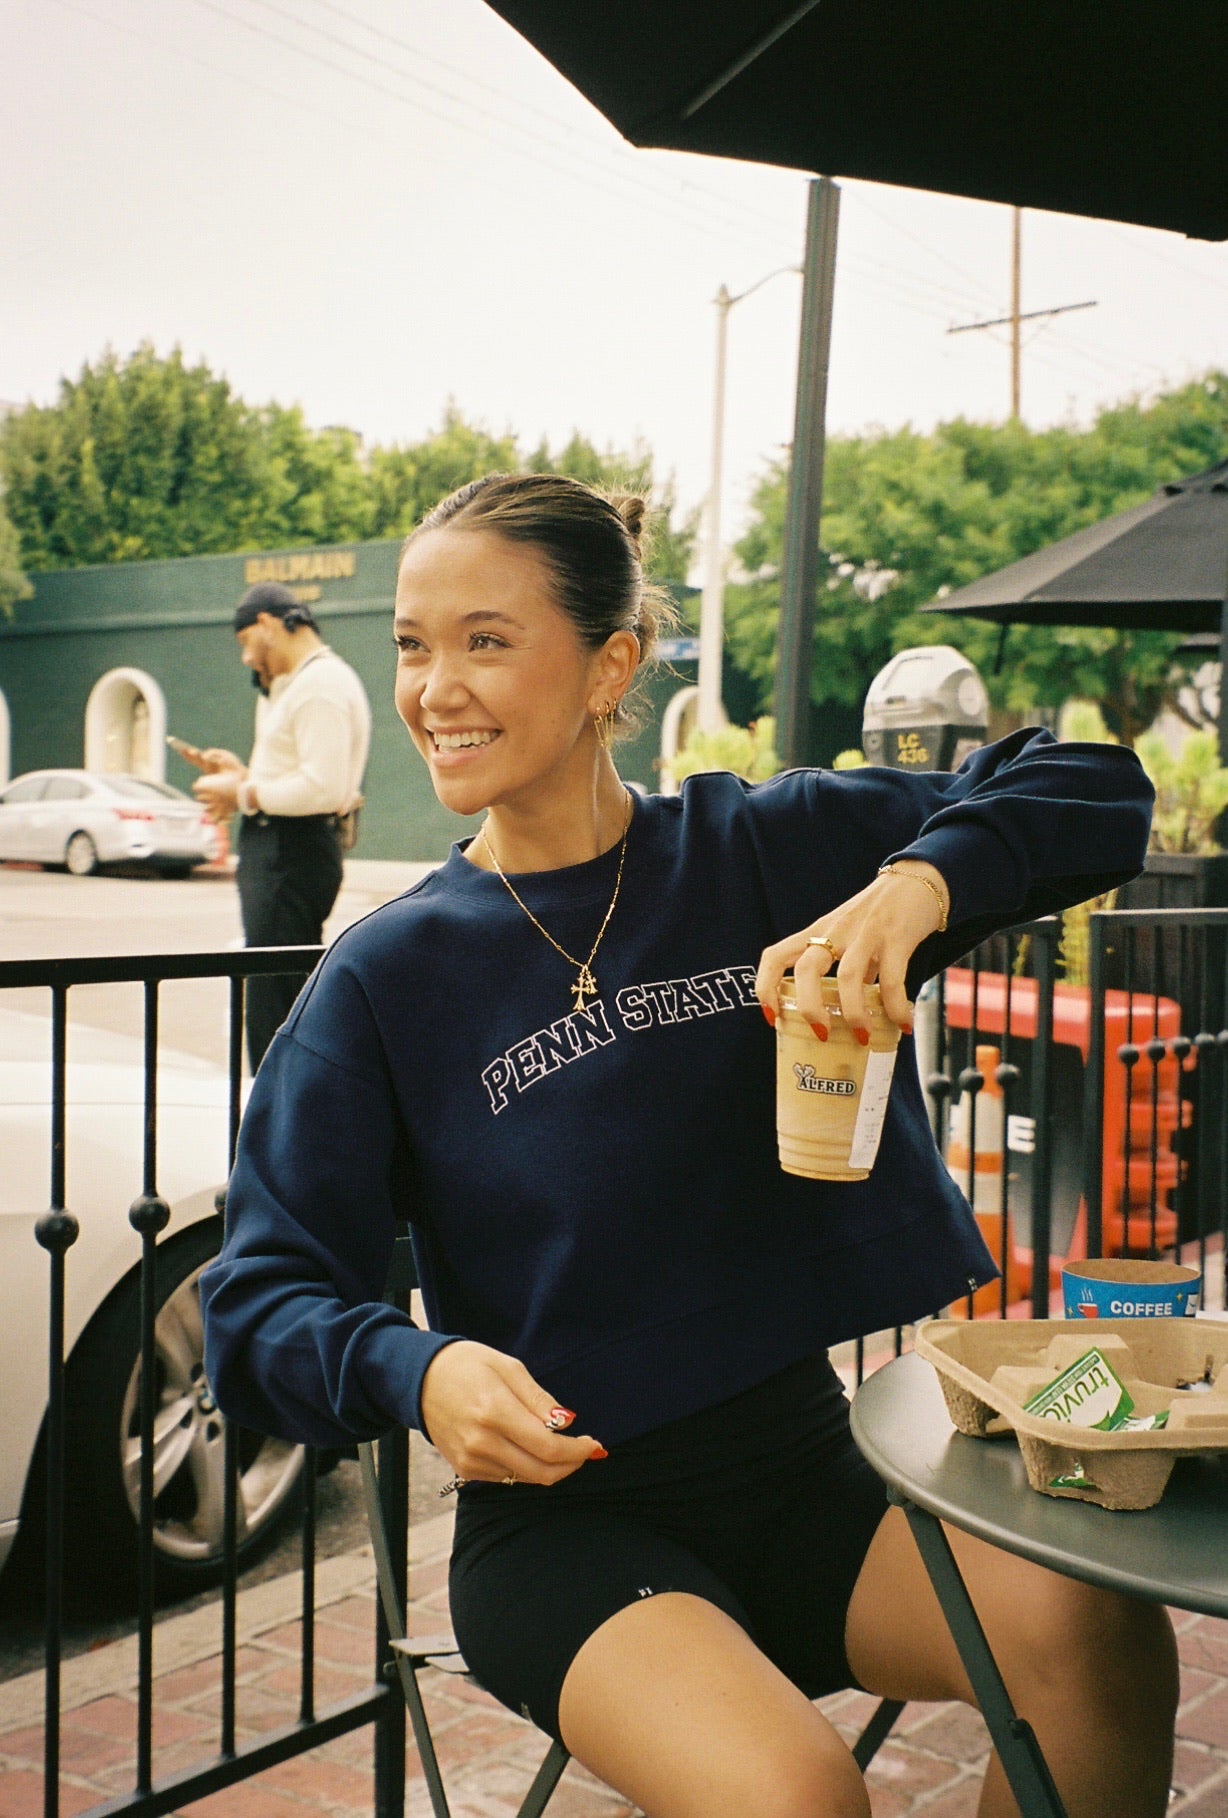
{"left": 808, "top": 1021, "right": 828, "bottom": 1042}
{"left": 589, "top": 1445, "right": 609, "bottom": 1461}
{"left": 855, "top": 1027, "right": 870, "bottom": 1047}
{"left": 546, "top": 1406, "right": 576, "bottom": 1429}
{"left": 761, "top": 1003, "right": 776, "bottom": 1029}
{"left": 900, "top": 1022, "right": 914, "bottom": 1037}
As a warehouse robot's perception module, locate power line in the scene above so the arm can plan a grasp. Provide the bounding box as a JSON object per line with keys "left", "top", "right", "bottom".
{"left": 37, "top": 0, "right": 1179, "bottom": 442}
{"left": 849, "top": 188, "right": 1006, "bottom": 313}
{"left": 214, "top": 0, "right": 808, "bottom": 268}
{"left": 1096, "top": 220, "right": 1228, "bottom": 302}
{"left": 297, "top": 0, "right": 811, "bottom": 253}
{"left": 841, "top": 252, "right": 1003, "bottom": 323}
{"left": 40, "top": 0, "right": 814, "bottom": 377}
{"left": 43, "top": 0, "right": 992, "bottom": 351}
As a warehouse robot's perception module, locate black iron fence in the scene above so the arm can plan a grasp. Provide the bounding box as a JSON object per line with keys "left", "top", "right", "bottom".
{"left": 0, "top": 948, "right": 409, "bottom": 1818}
{"left": 1085, "top": 907, "right": 1228, "bottom": 1280}
{"left": 851, "top": 907, "right": 1227, "bottom": 1383}
{"left": 5, "top": 912, "right": 1226, "bottom": 1815}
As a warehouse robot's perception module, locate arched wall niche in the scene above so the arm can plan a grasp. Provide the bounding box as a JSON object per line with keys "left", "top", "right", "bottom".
{"left": 84, "top": 668, "right": 167, "bottom": 782}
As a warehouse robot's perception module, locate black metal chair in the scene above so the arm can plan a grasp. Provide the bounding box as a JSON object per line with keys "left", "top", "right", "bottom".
{"left": 360, "top": 1442, "right": 569, "bottom": 1818}
{"left": 359, "top": 1440, "right": 905, "bottom": 1817}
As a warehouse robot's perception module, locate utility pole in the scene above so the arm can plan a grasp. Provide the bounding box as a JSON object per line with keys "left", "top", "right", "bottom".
{"left": 697, "top": 287, "right": 732, "bottom": 735}
{"left": 776, "top": 175, "right": 840, "bottom": 770}
{"left": 1010, "top": 205, "right": 1021, "bottom": 421}
{"left": 948, "top": 207, "right": 1096, "bottom": 420}
{"left": 697, "top": 266, "right": 801, "bottom": 735}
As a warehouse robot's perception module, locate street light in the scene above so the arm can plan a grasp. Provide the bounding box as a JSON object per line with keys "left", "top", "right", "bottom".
{"left": 697, "top": 265, "right": 802, "bottom": 735}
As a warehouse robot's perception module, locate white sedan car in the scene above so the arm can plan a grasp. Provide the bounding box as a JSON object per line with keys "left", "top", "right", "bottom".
{"left": 0, "top": 770, "right": 220, "bottom": 877}
{"left": 0, "top": 1006, "right": 302, "bottom": 1592}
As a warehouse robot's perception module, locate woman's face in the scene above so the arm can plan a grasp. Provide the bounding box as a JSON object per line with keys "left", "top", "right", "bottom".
{"left": 394, "top": 527, "right": 609, "bottom": 820}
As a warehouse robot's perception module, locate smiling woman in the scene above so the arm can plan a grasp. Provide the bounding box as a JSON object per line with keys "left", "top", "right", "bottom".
{"left": 202, "top": 471, "right": 1174, "bottom": 1818}
{"left": 392, "top": 473, "right": 673, "bottom": 847}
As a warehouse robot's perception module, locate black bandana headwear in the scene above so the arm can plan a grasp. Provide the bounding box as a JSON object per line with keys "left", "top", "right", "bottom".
{"left": 233, "top": 581, "right": 319, "bottom": 634}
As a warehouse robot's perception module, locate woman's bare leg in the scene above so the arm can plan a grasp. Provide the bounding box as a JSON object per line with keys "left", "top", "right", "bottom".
{"left": 558, "top": 1591, "right": 869, "bottom": 1818}
{"left": 845, "top": 1507, "right": 1178, "bottom": 1818}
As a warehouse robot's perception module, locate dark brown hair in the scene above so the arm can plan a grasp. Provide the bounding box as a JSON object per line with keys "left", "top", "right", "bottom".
{"left": 407, "top": 472, "right": 677, "bottom": 728}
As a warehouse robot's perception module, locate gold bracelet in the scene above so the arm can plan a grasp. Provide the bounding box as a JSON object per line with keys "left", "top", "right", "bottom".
{"left": 877, "top": 863, "right": 949, "bottom": 932}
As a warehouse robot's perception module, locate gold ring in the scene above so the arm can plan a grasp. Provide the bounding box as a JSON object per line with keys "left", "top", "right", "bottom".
{"left": 807, "top": 935, "right": 840, "bottom": 962}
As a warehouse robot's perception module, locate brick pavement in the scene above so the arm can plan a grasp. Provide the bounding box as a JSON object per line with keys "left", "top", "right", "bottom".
{"left": 5, "top": 1277, "right": 1228, "bottom": 1818}
{"left": 5, "top": 1507, "right": 1228, "bottom": 1818}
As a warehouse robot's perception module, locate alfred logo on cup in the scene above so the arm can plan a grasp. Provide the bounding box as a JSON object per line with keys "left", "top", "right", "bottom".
{"left": 775, "top": 978, "right": 901, "bottom": 1182}
{"left": 793, "top": 1063, "right": 856, "bottom": 1097}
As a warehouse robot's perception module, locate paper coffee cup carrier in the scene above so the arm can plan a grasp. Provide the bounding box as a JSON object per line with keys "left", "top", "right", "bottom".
{"left": 776, "top": 977, "right": 901, "bottom": 1181}
{"left": 915, "top": 1317, "right": 1228, "bottom": 1510}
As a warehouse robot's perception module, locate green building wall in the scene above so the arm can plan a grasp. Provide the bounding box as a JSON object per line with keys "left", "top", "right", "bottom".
{"left": 0, "top": 538, "right": 696, "bottom": 862}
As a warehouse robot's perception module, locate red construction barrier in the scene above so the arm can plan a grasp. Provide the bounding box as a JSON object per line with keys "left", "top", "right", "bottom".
{"left": 943, "top": 970, "right": 1188, "bottom": 1276}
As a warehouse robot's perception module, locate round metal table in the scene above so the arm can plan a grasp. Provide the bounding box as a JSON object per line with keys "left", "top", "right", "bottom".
{"left": 851, "top": 1351, "right": 1228, "bottom": 1817}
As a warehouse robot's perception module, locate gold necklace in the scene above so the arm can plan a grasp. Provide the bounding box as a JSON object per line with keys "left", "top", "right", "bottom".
{"left": 480, "top": 792, "right": 633, "bottom": 1013}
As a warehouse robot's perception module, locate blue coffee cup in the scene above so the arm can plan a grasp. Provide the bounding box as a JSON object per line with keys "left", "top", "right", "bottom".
{"left": 1062, "top": 1258, "right": 1201, "bottom": 1320}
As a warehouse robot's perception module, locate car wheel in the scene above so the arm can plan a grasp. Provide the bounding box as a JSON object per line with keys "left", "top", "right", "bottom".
{"left": 64, "top": 831, "right": 99, "bottom": 876}
{"left": 65, "top": 1220, "right": 304, "bottom": 1592}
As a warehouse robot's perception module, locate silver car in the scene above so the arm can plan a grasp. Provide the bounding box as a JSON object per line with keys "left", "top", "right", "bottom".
{"left": 0, "top": 1005, "right": 302, "bottom": 1593}
{"left": 0, "top": 769, "right": 220, "bottom": 877}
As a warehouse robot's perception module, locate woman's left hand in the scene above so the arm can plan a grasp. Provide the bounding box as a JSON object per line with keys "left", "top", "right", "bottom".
{"left": 755, "top": 860, "right": 950, "bottom": 1039}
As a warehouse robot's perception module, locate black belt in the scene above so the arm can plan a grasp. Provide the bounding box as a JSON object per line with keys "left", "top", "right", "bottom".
{"left": 246, "top": 811, "right": 342, "bottom": 829}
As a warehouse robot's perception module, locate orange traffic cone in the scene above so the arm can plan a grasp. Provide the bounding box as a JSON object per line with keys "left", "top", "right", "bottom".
{"left": 946, "top": 1043, "right": 1024, "bottom": 1316}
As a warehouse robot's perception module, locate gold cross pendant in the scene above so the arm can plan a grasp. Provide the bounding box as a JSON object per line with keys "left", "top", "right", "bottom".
{"left": 571, "top": 966, "right": 597, "bottom": 1013}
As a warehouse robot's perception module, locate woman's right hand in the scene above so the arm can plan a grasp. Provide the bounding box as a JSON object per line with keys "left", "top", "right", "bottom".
{"left": 419, "top": 1340, "right": 606, "bottom": 1486}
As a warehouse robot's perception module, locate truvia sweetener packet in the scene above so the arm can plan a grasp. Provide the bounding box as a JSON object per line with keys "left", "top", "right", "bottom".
{"left": 1023, "top": 1348, "right": 1137, "bottom": 1431}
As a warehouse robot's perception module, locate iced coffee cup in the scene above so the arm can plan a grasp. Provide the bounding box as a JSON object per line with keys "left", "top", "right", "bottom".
{"left": 776, "top": 977, "right": 902, "bottom": 1181}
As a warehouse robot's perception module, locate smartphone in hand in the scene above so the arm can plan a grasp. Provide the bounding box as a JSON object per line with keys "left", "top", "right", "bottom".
{"left": 166, "top": 734, "right": 208, "bottom": 770}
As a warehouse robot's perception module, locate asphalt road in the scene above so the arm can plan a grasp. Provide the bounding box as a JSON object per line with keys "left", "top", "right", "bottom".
{"left": 0, "top": 855, "right": 437, "bottom": 1064}
{"left": 0, "top": 854, "right": 451, "bottom": 1680}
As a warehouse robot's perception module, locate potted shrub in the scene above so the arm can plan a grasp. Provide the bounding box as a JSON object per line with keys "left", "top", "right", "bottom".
{"left": 1057, "top": 702, "right": 1228, "bottom": 913}
{"left": 1125, "top": 730, "right": 1228, "bottom": 911}
{"left": 661, "top": 717, "right": 780, "bottom": 788}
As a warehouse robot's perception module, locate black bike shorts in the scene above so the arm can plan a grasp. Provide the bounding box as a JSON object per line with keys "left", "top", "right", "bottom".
{"left": 448, "top": 1352, "right": 890, "bottom": 1742}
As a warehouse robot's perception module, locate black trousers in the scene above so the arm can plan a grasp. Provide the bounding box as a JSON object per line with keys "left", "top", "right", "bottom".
{"left": 236, "top": 814, "right": 344, "bottom": 1071}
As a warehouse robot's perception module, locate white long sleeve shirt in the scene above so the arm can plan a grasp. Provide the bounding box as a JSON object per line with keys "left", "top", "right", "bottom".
{"left": 247, "top": 646, "right": 371, "bottom": 819}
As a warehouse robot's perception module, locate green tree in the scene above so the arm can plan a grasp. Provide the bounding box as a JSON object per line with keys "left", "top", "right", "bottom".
{"left": 724, "top": 373, "right": 1228, "bottom": 746}
{"left": 0, "top": 343, "right": 373, "bottom": 570}
{"left": 0, "top": 348, "right": 699, "bottom": 593}
{"left": 257, "top": 410, "right": 372, "bottom": 548}
{"left": 0, "top": 486, "right": 31, "bottom": 619}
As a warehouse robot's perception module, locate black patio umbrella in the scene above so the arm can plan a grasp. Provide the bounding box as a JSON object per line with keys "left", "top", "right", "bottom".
{"left": 482, "top": 1, "right": 1228, "bottom": 240}
{"left": 921, "top": 459, "right": 1228, "bottom": 754}
{"left": 482, "top": 0, "right": 1228, "bottom": 764}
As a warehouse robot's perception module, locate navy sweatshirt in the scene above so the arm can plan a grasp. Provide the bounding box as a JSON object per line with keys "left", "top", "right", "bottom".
{"left": 200, "top": 730, "right": 1152, "bottom": 1450}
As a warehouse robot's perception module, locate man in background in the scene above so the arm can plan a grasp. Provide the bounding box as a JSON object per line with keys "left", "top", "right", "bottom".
{"left": 191, "top": 581, "right": 371, "bottom": 1071}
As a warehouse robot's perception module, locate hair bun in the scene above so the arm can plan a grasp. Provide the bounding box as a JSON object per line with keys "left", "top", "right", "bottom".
{"left": 610, "top": 494, "right": 648, "bottom": 548}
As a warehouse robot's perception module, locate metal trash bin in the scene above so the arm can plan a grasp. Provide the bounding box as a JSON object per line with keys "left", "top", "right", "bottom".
{"left": 861, "top": 645, "right": 988, "bottom": 772}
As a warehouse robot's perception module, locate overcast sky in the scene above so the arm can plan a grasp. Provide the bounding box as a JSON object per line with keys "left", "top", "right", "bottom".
{"left": 5, "top": 0, "right": 1228, "bottom": 550}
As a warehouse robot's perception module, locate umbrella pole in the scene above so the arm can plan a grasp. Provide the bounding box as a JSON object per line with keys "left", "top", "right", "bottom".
{"left": 776, "top": 175, "right": 840, "bottom": 769}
